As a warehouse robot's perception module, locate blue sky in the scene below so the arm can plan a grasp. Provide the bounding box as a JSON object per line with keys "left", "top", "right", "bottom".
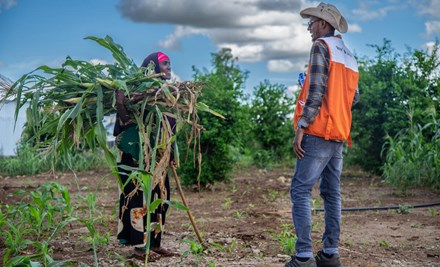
{"left": 0, "top": 0, "right": 439, "bottom": 95}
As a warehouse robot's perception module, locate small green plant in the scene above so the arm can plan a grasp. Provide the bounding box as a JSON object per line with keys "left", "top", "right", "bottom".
{"left": 311, "top": 220, "right": 322, "bottom": 233}
{"left": 262, "top": 189, "right": 283, "bottom": 204}
{"left": 275, "top": 224, "right": 297, "bottom": 255}
{"left": 226, "top": 238, "right": 237, "bottom": 255}
{"left": 77, "top": 192, "right": 109, "bottom": 267}
{"left": 180, "top": 238, "right": 205, "bottom": 266}
{"left": 428, "top": 207, "right": 437, "bottom": 217}
{"left": 379, "top": 240, "right": 390, "bottom": 248}
{"left": 234, "top": 210, "right": 245, "bottom": 219}
{"left": 1, "top": 182, "right": 77, "bottom": 267}
{"left": 222, "top": 197, "right": 233, "bottom": 209}
{"left": 311, "top": 198, "right": 322, "bottom": 214}
{"left": 396, "top": 205, "right": 412, "bottom": 214}
{"left": 231, "top": 184, "right": 238, "bottom": 193}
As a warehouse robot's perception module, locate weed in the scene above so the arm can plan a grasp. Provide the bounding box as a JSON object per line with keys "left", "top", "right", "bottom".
{"left": 428, "top": 207, "right": 437, "bottom": 217}
{"left": 262, "top": 189, "right": 284, "bottom": 204}
{"left": 226, "top": 238, "right": 237, "bottom": 255}
{"left": 379, "top": 240, "right": 390, "bottom": 248}
{"left": 312, "top": 220, "right": 322, "bottom": 233}
{"left": 396, "top": 205, "right": 412, "bottom": 214}
{"left": 231, "top": 184, "right": 238, "bottom": 193}
{"left": 343, "top": 239, "right": 354, "bottom": 248}
{"left": 180, "top": 238, "right": 205, "bottom": 266}
{"left": 222, "top": 197, "right": 233, "bottom": 209}
{"left": 311, "top": 198, "right": 322, "bottom": 214}
{"left": 234, "top": 210, "right": 245, "bottom": 219}
{"left": 275, "top": 224, "right": 297, "bottom": 255}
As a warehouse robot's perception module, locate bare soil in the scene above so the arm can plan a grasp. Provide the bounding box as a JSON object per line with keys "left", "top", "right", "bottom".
{"left": 1, "top": 166, "right": 439, "bottom": 267}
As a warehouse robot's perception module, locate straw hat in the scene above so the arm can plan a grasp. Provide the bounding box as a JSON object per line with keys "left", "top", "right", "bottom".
{"left": 300, "top": 2, "right": 348, "bottom": 33}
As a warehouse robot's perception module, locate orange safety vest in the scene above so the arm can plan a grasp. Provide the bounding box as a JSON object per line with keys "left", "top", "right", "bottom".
{"left": 293, "top": 36, "right": 359, "bottom": 144}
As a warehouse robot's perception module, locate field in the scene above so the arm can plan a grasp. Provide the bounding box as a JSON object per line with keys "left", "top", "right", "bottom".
{"left": 1, "top": 165, "right": 439, "bottom": 267}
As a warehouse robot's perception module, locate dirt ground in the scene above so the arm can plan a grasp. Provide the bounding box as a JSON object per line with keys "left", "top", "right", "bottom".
{"left": 1, "top": 165, "right": 440, "bottom": 267}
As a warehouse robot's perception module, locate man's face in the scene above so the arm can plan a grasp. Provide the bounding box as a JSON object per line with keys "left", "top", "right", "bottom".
{"left": 307, "top": 16, "right": 322, "bottom": 42}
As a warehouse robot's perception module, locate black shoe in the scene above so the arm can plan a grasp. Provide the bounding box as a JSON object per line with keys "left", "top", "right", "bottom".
{"left": 285, "top": 256, "right": 317, "bottom": 267}
{"left": 315, "top": 251, "right": 343, "bottom": 267}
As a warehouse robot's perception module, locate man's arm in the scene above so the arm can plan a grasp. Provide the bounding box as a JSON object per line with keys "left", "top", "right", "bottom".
{"left": 297, "top": 39, "right": 330, "bottom": 129}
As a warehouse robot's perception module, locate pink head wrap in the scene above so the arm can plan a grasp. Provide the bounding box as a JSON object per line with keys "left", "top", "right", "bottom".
{"left": 157, "top": 52, "right": 170, "bottom": 63}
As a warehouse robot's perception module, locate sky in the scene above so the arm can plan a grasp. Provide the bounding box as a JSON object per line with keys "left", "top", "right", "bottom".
{"left": 0, "top": 0, "right": 439, "bottom": 95}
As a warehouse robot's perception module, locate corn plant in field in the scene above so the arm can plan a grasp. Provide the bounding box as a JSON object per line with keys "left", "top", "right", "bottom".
{"left": 1, "top": 35, "right": 222, "bottom": 266}
{"left": 275, "top": 224, "right": 297, "bottom": 256}
{"left": 0, "top": 182, "right": 77, "bottom": 266}
{"left": 382, "top": 107, "right": 440, "bottom": 191}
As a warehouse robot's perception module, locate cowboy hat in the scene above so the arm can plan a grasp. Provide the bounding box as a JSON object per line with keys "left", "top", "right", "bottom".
{"left": 300, "top": 2, "right": 348, "bottom": 33}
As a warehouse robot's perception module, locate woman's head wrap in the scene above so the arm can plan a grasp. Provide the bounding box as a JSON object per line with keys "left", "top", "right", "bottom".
{"left": 141, "top": 51, "right": 170, "bottom": 75}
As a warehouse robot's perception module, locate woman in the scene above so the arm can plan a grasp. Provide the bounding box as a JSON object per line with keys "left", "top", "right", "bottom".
{"left": 114, "top": 52, "right": 177, "bottom": 261}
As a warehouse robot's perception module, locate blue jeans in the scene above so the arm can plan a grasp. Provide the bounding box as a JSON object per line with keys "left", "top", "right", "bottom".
{"left": 290, "top": 134, "right": 343, "bottom": 258}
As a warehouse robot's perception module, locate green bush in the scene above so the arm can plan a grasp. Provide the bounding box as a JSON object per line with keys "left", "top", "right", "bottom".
{"left": 350, "top": 40, "right": 440, "bottom": 175}
{"left": 177, "top": 48, "right": 249, "bottom": 186}
{"left": 250, "top": 80, "right": 294, "bottom": 167}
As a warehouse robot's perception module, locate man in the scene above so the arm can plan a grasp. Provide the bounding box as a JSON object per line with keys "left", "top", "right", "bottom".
{"left": 286, "top": 3, "right": 359, "bottom": 267}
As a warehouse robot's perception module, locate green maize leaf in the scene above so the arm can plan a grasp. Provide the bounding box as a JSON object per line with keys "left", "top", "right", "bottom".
{"left": 165, "top": 199, "right": 189, "bottom": 211}
{"left": 47, "top": 217, "right": 78, "bottom": 243}
{"left": 46, "top": 261, "right": 76, "bottom": 267}
{"left": 5, "top": 256, "right": 35, "bottom": 267}
{"left": 149, "top": 199, "right": 164, "bottom": 213}
{"left": 85, "top": 35, "right": 137, "bottom": 73}
{"left": 112, "top": 79, "right": 128, "bottom": 91}
{"left": 94, "top": 85, "right": 106, "bottom": 146}
{"left": 162, "top": 85, "right": 176, "bottom": 105}
{"left": 96, "top": 78, "right": 114, "bottom": 89}
{"left": 196, "top": 102, "right": 225, "bottom": 119}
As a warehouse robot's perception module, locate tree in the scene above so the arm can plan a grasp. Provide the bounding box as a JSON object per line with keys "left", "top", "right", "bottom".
{"left": 250, "top": 80, "right": 294, "bottom": 164}
{"left": 350, "top": 39, "right": 407, "bottom": 173}
{"left": 178, "top": 48, "right": 250, "bottom": 186}
{"left": 350, "top": 39, "right": 440, "bottom": 175}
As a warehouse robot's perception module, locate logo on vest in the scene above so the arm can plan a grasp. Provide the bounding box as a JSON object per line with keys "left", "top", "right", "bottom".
{"left": 336, "top": 45, "right": 352, "bottom": 57}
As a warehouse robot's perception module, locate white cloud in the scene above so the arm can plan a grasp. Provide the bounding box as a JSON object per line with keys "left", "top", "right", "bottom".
{"left": 117, "top": 0, "right": 319, "bottom": 73}
{"left": 90, "top": 58, "right": 109, "bottom": 66}
{"left": 116, "top": 0, "right": 362, "bottom": 73}
{"left": 424, "top": 42, "right": 440, "bottom": 62}
{"left": 219, "top": 43, "right": 265, "bottom": 62}
{"left": 267, "top": 59, "right": 307, "bottom": 72}
{"left": 159, "top": 26, "right": 206, "bottom": 50}
{"left": 348, "top": 23, "right": 362, "bottom": 33}
{"left": 412, "top": 0, "right": 440, "bottom": 36}
{"left": 352, "top": 2, "right": 402, "bottom": 21}
{"left": 287, "top": 84, "right": 300, "bottom": 98}
{"left": 414, "top": 0, "right": 440, "bottom": 19}
{"left": 0, "top": 0, "right": 16, "bottom": 13}
{"left": 425, "top": 20, "right": 440, "bottom": 35}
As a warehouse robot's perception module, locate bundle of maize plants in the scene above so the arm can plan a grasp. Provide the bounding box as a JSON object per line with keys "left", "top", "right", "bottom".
{"left": 1, "top": 35, "right": 221, "bottom": 264}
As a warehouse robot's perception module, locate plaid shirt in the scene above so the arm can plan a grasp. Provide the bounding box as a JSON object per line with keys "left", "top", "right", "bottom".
{"left": 297, "top": 35, "right": 359, "bottom": 129}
